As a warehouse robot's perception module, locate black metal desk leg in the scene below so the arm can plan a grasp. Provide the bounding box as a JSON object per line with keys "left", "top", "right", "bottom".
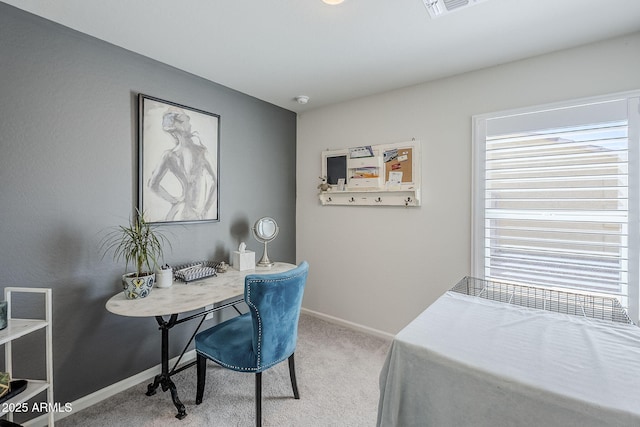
{"left": 145, "top": 314, "right": 187, "bottom": 420}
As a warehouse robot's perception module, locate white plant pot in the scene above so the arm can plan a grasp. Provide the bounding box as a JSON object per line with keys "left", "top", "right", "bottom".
{"left": 122, "top": 272, "right": 155, "bottom": 299}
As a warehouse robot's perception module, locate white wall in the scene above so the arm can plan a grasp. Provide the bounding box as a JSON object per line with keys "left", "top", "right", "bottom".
{"left": 296, "top": 31, "right": 640, "bottom": 335}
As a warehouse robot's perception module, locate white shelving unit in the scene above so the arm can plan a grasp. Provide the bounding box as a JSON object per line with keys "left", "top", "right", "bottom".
{"left": 1, "top": 287, "right": 53, "bottom": 426}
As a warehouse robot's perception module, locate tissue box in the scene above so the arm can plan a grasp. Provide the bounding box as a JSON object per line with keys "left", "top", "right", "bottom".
{"left": 232, "top": 250, "right": 255, "bottom": 271}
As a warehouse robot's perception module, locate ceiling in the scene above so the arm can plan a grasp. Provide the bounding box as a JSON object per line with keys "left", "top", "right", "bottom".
{"left": 3, "top": 0, "right": 640, "bottom": 112}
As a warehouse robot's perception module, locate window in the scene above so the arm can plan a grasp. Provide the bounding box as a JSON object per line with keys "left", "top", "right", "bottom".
{"left": 472, "top": 92, "right": 640, "bottom": 322}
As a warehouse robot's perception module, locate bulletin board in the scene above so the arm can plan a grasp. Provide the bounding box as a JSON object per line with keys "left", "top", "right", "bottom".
{"left": 384, "top": 147, "right": 413, "bottom": 183}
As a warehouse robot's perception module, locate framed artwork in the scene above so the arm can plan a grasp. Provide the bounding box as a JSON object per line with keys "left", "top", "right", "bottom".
{"left": 138, "top": 94, "right": 220, "bottom": 224}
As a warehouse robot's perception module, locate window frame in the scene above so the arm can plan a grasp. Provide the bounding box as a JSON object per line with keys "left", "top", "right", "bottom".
{"left": 472, "top": 90, "right": 640, "bottom": 323}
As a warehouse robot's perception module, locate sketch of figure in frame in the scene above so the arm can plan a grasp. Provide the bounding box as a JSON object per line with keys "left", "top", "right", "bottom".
{"left": 140, "top": 95, "right": 219, "bottom": 224}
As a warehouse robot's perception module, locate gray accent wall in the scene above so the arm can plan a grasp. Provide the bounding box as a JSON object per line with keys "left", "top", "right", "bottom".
{"left": 0, "top": 3, "right": 296, "bottom": 406}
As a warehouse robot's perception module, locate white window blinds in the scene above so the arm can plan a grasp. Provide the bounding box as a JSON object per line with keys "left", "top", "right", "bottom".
{"left": 473, "top": 94, "right": 640, "bottom": 320}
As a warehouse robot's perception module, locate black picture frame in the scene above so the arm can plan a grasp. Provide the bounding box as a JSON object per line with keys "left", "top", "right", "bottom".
{"left": 138, "top": 94, "right": 220, "bottom": 224}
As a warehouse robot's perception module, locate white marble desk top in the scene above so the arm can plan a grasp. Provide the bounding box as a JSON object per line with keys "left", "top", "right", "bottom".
{"left": 106, "top": 262, "right": 295, "bottom": 318}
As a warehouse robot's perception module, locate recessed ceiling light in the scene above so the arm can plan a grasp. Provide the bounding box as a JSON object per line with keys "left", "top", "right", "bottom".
{"left": 323, "top": 0, "right": 345, "bottom": 5}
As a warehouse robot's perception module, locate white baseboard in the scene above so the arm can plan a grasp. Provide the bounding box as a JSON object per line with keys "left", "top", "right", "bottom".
{"left": 300, "top": 308, "right": 394, "bottom": 340}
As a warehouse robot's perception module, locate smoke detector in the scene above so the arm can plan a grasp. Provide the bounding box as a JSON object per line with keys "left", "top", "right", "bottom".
{"left": 422, "top": 0, "right": 488, "bottom": 18}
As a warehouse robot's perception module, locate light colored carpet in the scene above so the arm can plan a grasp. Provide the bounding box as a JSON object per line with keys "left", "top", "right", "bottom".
{"left": 58, "top": 314, "right": 391, "bottom": 427}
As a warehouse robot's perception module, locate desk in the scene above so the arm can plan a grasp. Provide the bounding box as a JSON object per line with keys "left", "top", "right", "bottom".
{"left": 377, "top": 291, "right": 640, "bottom": 427}
{"left": 106, "top": 262, "right": 295, "bottom": 420}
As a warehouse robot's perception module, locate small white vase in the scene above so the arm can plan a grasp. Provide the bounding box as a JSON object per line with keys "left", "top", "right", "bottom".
{"left": 155, "top": 268, "right": 173, "bottom": 288}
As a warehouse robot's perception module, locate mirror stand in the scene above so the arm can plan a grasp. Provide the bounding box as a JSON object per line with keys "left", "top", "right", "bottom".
{"left": 253, "top": 216, "right": 279, "bottom": 268}
{"left": 257, "top": 241, "right": 273, "bottom": 267}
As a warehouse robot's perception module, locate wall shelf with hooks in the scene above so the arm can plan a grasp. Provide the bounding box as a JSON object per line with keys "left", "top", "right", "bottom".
{"left": 319, "top": 140, "right": 421, "bottom": 207}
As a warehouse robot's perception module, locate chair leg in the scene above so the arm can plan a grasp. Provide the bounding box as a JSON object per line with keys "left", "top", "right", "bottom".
{"left": 288, "top": 353, "right": 300, "bottom": 399}
{"left": 255, "top": 372, "right": 262, "bottom": 427}
{"left": 196, "top": 354, "right": 207, "bottom": 405}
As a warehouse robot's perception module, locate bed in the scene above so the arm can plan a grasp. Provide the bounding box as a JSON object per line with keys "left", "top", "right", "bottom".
{"left": 377, "top": 277, "right": 640, "bottom": 427}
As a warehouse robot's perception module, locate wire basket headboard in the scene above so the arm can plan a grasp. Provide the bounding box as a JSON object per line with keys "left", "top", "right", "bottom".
{"left": 450, "top": 276, "right": 633, "bottom": 325}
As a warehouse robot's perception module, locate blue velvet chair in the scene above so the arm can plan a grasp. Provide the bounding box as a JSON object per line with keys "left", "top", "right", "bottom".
{"left": 195, "top": 261, "right": 309, "bottom": 426}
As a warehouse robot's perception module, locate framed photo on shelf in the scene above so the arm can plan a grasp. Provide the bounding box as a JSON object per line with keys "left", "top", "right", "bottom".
{"left": 138, "top": 94, "right": 220, "bottom": 224}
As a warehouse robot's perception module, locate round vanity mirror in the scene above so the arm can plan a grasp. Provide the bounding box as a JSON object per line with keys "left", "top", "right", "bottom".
{"left": 254, "top": 217, "right": 279, "bottom": 242}
{"left": 253, "top": 217, "right": 279, "bottom": 267}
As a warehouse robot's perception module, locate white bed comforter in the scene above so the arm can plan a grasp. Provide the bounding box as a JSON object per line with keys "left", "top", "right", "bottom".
{"left": 377, "top": 291, "right": 640, "bottom": 427}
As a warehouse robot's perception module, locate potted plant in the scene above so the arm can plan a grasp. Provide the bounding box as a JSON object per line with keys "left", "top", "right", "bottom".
{"left": 101, "top": 209, "right": 170, "bottom": 299}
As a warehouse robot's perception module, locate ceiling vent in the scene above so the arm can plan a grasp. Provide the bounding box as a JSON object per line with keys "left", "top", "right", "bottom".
{"left": 422, "top": 0, "right": 488, "bottom": 18}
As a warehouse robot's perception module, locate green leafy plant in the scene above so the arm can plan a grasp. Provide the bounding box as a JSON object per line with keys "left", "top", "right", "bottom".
{"left": 101, "top": 209, "right": 170, "bottom": 277}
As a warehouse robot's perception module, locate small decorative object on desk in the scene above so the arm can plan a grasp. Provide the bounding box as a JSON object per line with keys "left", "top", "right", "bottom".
{"left": 216, "top": 261, "right": 228, "bottom": 273}
{"left": 174, "top": 261, "right": 217, "bottom": 283}
{"left": 156, "top": 264, "right": 174, "bottom": 288}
